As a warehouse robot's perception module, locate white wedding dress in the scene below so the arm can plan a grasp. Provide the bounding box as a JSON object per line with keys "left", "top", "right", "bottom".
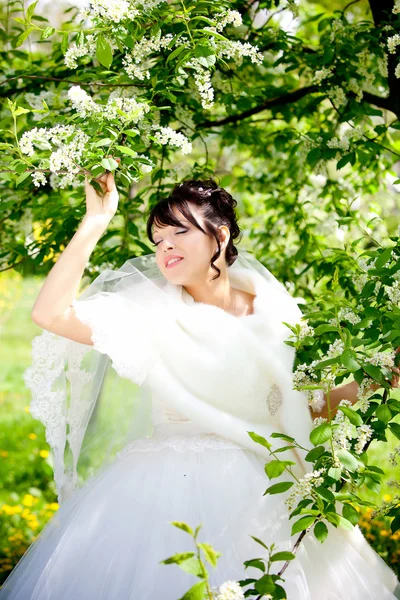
{"left": 1, "top": 250, "right": 399, "bottom": 600}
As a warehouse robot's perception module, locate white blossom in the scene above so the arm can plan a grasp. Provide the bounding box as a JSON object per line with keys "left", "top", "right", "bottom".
{"left": 394, "top": 1, "right": 400, "bottom": 14}
{"left": 367, "top": 350, "right": 396, "bottom": 369}
{"left": 384, "top": 280, "right": 400, "bottom": 308}
{"left": 211, "top": 580, "right": 245, "bottom": 600}
{"left": 215, "top": 10, "right": 242, "bottom": 32}
{"left": 285, "top": 468, "right": 325, "bottom": 511}
{"left": 122, "top": 33, "right": 176, "bottom": 81}
{"left": 67, "top": 85, "right": 151, "bottom": 124}
{"left": 313, "top": 66, "right": 335, "bottom": 85}
{"left": 354, "top": 424, "right": 372, "bottom": 454}
{"left": 337, "top": 307, "right": 361, "bottom": 325}
{"left": 356, "top": 378, "right": 375, "bottom": 413}
{"left": 31, "top": 171, "right": 47, "bottom": 187}
{"left": 185, "top": 58, "right": 214, "bottom": 109}
{"left": 308, "top": 389, "right": 326, "bottom": 413}
{"left": 64, "top": 34, "right": 97, "bottom": 69}
{"left": 299, "top": 319, "right": 314, "bottom": 339}
{"left": 327, "top": 86, "right": 347, "bottom": 108}
{"left": 388, "top": 34, "right": 400, "bottom": 54}
{"left": 326, "top": 339, "right": 345, "bottom": 359}
{"left": 152, "top": 125, "right": 192, "bottom": 155}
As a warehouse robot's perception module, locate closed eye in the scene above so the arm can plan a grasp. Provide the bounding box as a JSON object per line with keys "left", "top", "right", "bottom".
{"left": 153, "top": 229, "right": 187, "bottom": 247}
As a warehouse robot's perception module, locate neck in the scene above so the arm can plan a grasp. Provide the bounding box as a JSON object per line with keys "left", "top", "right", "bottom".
{"left": 182, "top": 269, "right": 237, "bottom": 312}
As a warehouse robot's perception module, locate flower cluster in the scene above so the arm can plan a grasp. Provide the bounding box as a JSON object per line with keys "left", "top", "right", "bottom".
{"left": 285, "top": 468, "right": 325, "bottom": 511}
{"left": 64, "top": 34, "right": 97, "bottom": 69}
{"left": 214, "top": 10, "right": 243, "bottom": 32}
{"left": 332, "top": 400, "right": 354, "bottom": 451}
{"left": 152, "top": 125, "right": 192, "bottom": 155}
{"left": 298, "top": 319, "right": 314, "bottom": 339}
{"left": 354, "top": 424, "right": 373, "bottom": 454}
{"left": 211, "top": 580, "right": 245, "bottom": 600}
{"left": 388, "top": 34, "right": 400, "bottom": 54}
{"left": 326, "top": 86, "right": 347, "bottom": 108}
{"left": 384, "top": 280, "right": 400, "bottom": 309}
{"left": 19, "top": 124, "right": 89, "bottom": 188}
{"left": 312, "top": 66, "right": 335, "bottom": 85}
{"left": 210, "top": 38, "right": 264, "bottom": 66}
{"left": 67, "top": 85, "right": 151, "bottom": 124}
{"left": 78, "top": 0, "right": 141, "bottom": 24}
{"left": 122, "top": 33, "right": 177, "bottom": 81}
{"left": 326, "top": 338, "right": 345, "bottom": 359}
{"left": 393, "top": 1, "right": 400, "bottom": 13}
{"left": 356, "top": 377, "right": 376, "bottom": 413}
{"left": 185, "top": 58, "right": 214, "bottom": 109}
{"left": 367, "top": 350, "right": 396, "bottom": 369}
{"left": 337, "top": 307, "right": 361, "bottom": 325}
{"left": 389, "top": 446, "right": 400, "bottom": 467}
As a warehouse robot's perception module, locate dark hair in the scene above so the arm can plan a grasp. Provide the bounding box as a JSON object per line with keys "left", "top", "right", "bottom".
{"left": 146, "top": 178, "right": 242, "bottom": 280}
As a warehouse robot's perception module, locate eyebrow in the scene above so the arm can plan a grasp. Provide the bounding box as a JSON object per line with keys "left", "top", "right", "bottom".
{"left": 153, "top": 221, "right": 189, "bottom": 234}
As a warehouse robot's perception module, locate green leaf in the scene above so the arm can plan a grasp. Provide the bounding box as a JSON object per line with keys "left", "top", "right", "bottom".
{"left": 14, "top": 106, "right": 31, "bottom": 116}
{"left": 341, "top": 349, "right": 361, "bottom": 372}
{"left": 197, "top": 543, "right": 221, "bottom": 568}
{"left": 124, "top": 129, "right": 140, "bottom": 137}
{"left": 376, "top": 404, "right": 392, "bottom": 423}
{"left": 336, "top": 449, "right": 360, "bottom": 472}
{"left": 310, "top": 423, "right": 332, "bottom": 446}
{"left": 265, "top": 459, "right": 295, "bottom": 479}
{"left": 389, "top": 422, "right": 400, "bottom": 440}
{"left": 166, "top": 44, "right": 187, "bottom": 64}
{"left": 16, "top": 171, "right": 31, "bottom": 186}
{"left": 337, "top": 405, "right": 363, "bottom": 426}
{"left": 61, "top": 32, "right": 69, "bottom": 53}
{"left": 40, "top": 26, "right": 55, "bottom": 40}
{"left": 337, "top": 515, "right": 354, "bottom": 531}
{"left": 263, "top": 481, "right": 294, "bottom": 496}
{"left": 291, "top": 515, "right": 315, "bottom": 535}
{"left": 254, "top": 574, "right": 276, "bottom": 595}
{"left": 391, "top": 515, "right": 400, "bottom": 534}
{"left": 15, "top": 28, "right": 34, "bottom": 48}
{"left": 270, "top": 433, "right": 296, "bottom": 442}
{"left": 161, "top": 551, "right": 195, "bottom": 564}
{"left": 96, "top": 35, "right": 113, "bottom": 68}
{"left": 314, "top": 521, "right": 328, "bottom": 543}
{"left": 248, "top": 431, "right": 272, "bottom": 449}
{"left": 116, "top": 145, "right": 137, "bottom": 157}
{"left": 243, "top": 558, "right": 265, "bottom": 572}
{"left": 250, "top": 535, "right": 269, "bottom": 550}
{"left": 26, "top": 0, "right": 39, "bottom": 21}
{"left": 375, "top": 247, "right": 392, "bottom": 269}
{"left": 305, "top": 445, "right": 325, "bottom": 462}
{"left": 170, "top": 521, "right": 194, "bottom": 536}
{"left": 270, "top": 551, "right": 295, "bottom": 562}
{"left": 178, "top": 581, "right": 207, "bottom": 600}
{"left": 101, "top": 157, "right": 119, "bottom": 171}
{"left": 94, "top": 138, "right": 113, "bottom": 147}
{"left": 342, "top": 504, "right": 359, "bottom": 525}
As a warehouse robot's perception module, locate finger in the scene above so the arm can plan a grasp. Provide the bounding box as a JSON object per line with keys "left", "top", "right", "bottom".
{"left": 106, "top": 172, "right": 115, "bottom": 193}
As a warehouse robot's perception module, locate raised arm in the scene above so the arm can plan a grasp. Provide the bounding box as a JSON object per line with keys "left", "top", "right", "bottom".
{"left": 31, "top": 171, "right": 119, "bottom": 345}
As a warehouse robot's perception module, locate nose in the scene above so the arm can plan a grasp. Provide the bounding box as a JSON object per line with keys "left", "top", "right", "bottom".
{"left": 161, "top": 239, "right": 175, "bottom": 251}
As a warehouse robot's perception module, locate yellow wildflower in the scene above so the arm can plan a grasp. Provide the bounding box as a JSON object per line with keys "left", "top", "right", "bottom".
{"left": 24, "top": 406, "right": 30, "bottom": 413}
{"left": 48, "top": 503, "right": 59, "bottom": 511}
{"left": 21, "top": 508, "right": 31, "bottom": 519}
{"left": 383, "top": 494, "right": 392, "bottom": 502}
{"left": 22, "top": 494, "right": 34, "bottom": 507}
{"left": 28, "top": 433, "right": 37, "bottom": 440}
{"left": 39, "top": 450, "right": 49, "bottom": 458}
{"left": 380, "top": 529, "right": 390, "bottom": 537}
{"left": 0, "top": 451, "right": 8, "bottom": 457}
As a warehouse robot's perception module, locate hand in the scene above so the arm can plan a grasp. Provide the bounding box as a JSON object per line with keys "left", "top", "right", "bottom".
{"left": 84, "top": 164, "right": 120, "bottom": 221}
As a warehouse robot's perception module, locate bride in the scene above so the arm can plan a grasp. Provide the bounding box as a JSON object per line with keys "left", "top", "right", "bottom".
{"left": 1, "top": 172, "right": 399, "bottom": 599}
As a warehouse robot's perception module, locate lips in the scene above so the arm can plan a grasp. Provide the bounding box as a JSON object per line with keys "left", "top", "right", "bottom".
{"left": 165, "top": 256, "right": 184, "bottom": 268}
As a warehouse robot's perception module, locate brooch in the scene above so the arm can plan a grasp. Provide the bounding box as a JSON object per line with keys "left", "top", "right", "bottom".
{"left": 266, "top": 383, "right": 283, "bottom": 416}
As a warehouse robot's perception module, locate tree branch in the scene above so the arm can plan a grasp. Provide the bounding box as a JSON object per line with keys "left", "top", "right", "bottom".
{"left": 197, "top": 85, "right": 321, "bottom": 128}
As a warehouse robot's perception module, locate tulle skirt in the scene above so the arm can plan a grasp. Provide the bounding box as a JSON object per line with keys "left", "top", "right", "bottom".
{"left": 1, "top": 428, "right": 399, "bottom": 600}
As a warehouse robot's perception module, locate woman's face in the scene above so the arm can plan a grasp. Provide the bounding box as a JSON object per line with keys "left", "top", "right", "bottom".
{"left": 152, "top": 202, "right": 226, "bottom": 285}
